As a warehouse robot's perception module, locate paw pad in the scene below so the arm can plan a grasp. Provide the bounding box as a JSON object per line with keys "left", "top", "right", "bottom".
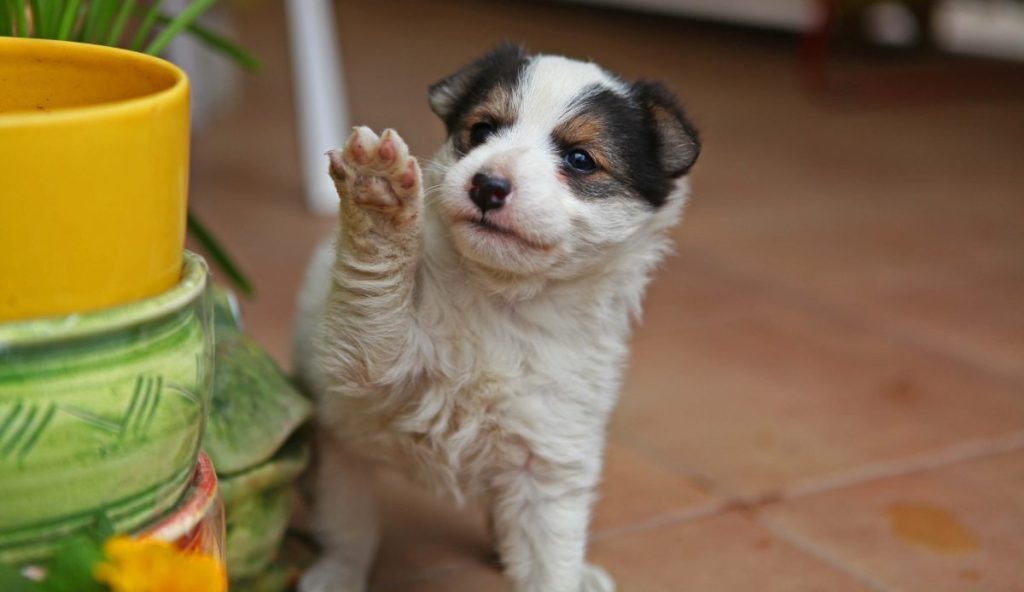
{"left": 327, "top": 126, "right": 421, "bottom": 211}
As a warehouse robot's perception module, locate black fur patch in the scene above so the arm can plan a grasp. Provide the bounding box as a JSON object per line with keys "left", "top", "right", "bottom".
{"left": 428, "top": 43, "right": 530, "bottom": 139}
{"left": 632, "top": 81, "right": 701, "bottom": 179}
{"left": 556, "top": 84, "right": 699, "bottom": 208}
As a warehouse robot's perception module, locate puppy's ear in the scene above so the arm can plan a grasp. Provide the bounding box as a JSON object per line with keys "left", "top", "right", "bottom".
{"left": 633, "top": 81, "right": 700, "bottom": 177}
{"left": 428, "top": 43, "right": 529, "bottom": 129}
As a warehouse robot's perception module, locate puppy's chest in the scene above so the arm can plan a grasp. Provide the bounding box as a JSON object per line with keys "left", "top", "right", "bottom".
{"left": 341, "top": 366, "right": 535, "bottom": 493}
{"left": 343, "top": 323, "right": 619, "bottom": 484}
{"left": 355, "top": 343, "right": 557, "bottom": 444}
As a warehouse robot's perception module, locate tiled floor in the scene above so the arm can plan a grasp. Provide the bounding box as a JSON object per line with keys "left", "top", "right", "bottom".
{"left": 190, "top": 1, "right": 1024, "bottom": 590}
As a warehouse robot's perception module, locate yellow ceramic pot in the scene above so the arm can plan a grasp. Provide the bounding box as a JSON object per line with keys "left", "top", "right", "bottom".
{"left": 0, "top": 38, "right": 189, "bottom": 321}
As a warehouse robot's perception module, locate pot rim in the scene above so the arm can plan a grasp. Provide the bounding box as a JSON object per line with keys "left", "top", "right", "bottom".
{"left": 0, "top": 251, "right": 207, "bottom": 346}
{"left": 0, "top": 37, "right": 188, "bottom": 129}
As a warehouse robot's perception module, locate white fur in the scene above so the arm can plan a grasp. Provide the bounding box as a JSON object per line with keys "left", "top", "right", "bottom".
{"left": 295, "top": 55, "right": 689, "bottom": 592}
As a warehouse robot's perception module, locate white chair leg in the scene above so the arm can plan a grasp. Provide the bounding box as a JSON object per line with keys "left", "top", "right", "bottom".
{"left": 285, "top": 0, "right": 349, "bottom": 215}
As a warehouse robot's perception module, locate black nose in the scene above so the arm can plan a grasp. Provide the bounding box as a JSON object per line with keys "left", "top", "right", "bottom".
{"left": 469, "top": 173, "right": 511, "bottom": 213}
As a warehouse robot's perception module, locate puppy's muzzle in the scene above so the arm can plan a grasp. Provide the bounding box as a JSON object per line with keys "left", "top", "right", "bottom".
{"left": 469, "top": 172, "right": 512, "bottom": 213}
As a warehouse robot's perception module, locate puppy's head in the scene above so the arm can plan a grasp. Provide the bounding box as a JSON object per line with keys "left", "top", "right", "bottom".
{"left": 428, "top": 44, "right": 700, "bottom": 281}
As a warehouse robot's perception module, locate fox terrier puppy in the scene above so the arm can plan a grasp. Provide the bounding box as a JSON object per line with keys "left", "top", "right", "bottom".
{"left": 294, "top": 44, "right": 700, "bottom": 592}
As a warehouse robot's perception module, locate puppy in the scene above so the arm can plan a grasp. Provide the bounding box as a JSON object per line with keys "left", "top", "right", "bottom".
{"left": 293, "top": 44, "right": 699, "bottom": 592}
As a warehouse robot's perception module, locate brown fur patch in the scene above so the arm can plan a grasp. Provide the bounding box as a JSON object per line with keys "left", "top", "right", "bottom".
{"left": 552, "top": 113, "right": 615, "bottom": 173}
{"left": 551, "top": 109, "right": 640, "bottom": 202}
{"left": 453, "top": 86, "right": 519, "bottom": 154}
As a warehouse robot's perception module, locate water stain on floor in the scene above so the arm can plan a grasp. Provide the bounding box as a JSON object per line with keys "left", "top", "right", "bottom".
{"left": 886, "top": 501, "right": 979, "bottom": 554}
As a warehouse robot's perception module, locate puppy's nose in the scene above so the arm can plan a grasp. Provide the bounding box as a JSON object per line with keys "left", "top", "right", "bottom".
{"left": 469, "top": 172, "right": 511, "bottom": 213}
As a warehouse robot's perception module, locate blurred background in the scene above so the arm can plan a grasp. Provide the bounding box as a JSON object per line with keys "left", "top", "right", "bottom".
{"left": 185, "top": 1, "right": 1024, "bottom": 589}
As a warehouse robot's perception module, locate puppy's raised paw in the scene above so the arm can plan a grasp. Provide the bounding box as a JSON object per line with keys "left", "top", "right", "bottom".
{"left": 328, "top": 126, "right": 422, "bottom": 214}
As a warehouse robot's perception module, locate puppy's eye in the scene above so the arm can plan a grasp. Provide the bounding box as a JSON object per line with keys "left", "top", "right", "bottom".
{"left": 469, "top": 122, "right": 495, "bottom": 147}
{"left": 564, "top": 149, "right": 597, "bottom": 173}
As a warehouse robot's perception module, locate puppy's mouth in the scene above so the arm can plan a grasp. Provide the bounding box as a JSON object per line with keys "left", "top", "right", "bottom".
{"left": 455, "top": 215, "right": 554, "bottom": 252}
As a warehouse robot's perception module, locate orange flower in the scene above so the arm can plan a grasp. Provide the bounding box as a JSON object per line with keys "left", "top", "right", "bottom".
{"left": 94, "top": 536, "right": 226, "bottom": 592}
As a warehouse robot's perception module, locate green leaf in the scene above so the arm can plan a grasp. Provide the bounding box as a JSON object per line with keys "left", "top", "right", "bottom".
{"left": 41, "top": 534, "right": 106, "bottom": 592}
{"left": 104, "top": 0, "right": 134, "bottom": 45}
{"left": 0, "top": 0, "right": 12, "bottom": 38}
{"left": 89, "top": 513, "right": 116, "bottom": 542}
{"left": 129, "top": 0, "right": 162, "bottom": 50}
{"left": 28, "top": 0, "right": 44, "bottom": 36}
{"left": 56, "top": 0, "right": 80, "bottom": 41}
{"left": 80, "top": 0, "right": 117, "bottom": 42}
{"left": 0, "top": 562, "right": 43, "bottom": 592}
{"left": 157, "top": 14, "right": 261, "bottom": 71}
{"left": 144, "top": 0, "right": 216, "bottom": 56}
{"left": 13, "top": 0, "right": 26, "bottom": 36}
{"left": 44, "top": 0, "right": 66, "bottom": 38}
{"left": 29, "top": 0, "right": 63, "bottom": 38}
{"left": 94, "top": 0, "right": 119, "bottom": 43}
{"left": 187, "top": 20, "right": 261, "bottom": 71}
{"left": 187, "top": 210, "right": 254, "bottom": 296}
{"left": 74, "top": 0, "right": 95, "bottom": 40}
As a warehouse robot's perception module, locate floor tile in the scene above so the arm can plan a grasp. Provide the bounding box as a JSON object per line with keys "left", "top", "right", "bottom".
{"left": 592, "top": 442, "right": 716, "bottom": 533}
{"left": 389, "top": 513, "right": 873, "bottom": 592}
{"left": 678, "top": 96, "right": 1024, "bottom": 381}
{"left": 614, "top": 254, "right": 1024, "bottom": 498}
{"left": 760, "top": 449, "right": 1024, "bottom": 592}
{"left": 376, "top": 562, "right": 505, "bottom": 592}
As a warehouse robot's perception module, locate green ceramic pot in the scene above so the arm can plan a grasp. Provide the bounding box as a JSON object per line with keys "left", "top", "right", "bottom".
{"left": 0, "top": 252, "right": 212, "bottom": 564}
{"left": 220, "top": 436, "right": 309, "bottom": 581}
{"left": 204, "top": 288, "right": 312, "bottom": 587}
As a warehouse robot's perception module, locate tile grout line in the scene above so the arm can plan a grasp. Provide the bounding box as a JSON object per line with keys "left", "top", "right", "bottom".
{"left": 608, "top": 433, "right": 723, "bottom": 496}
{"left": 778, "top": 429, "right": 1024, "bottom": 501}
{"left": 592, "top": 427, "right": 1024, "bottom": 547}
{"left": 756, "top": 515, "right": 894, "bottom": 592}
{"left": 590, "top": 499, "right": 728, "bottom": 543}
{"left": 609, "top": 429, "right": 1024, "bottom": 527}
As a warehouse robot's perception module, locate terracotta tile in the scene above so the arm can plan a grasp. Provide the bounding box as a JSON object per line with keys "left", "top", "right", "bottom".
{"left": 390, "top": 514, "right": 872, "bottom": 592}
{"left": 760, "top": 450, "right": 1024, "bottom": 592}
{"left": 678, "top": 100, "right": 1024, "bottom": 381}
{"left": 592, "top": 442, "right": 716, "bottom": 534}
{"left": 614, "top": 254, "right": 1024, "bottom": 499}
{"left": 590, "top": 514, "right": 873, "bottom": 592}
{"left": 376, "top": 562, "right": 505, "bottom": 592}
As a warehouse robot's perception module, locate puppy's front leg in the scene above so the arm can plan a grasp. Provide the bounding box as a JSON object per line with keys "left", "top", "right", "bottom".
{"left": 301, "top": 128, "right": 421, "bottom": 592}
{"left": 492, "top": 472, "right": 615, "bottom": 592}
{"left": 299, "top": 435, "right": 378, "bottom": 592}
{"left": 323, "top": 126, "right": 423, "bottom": 386}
